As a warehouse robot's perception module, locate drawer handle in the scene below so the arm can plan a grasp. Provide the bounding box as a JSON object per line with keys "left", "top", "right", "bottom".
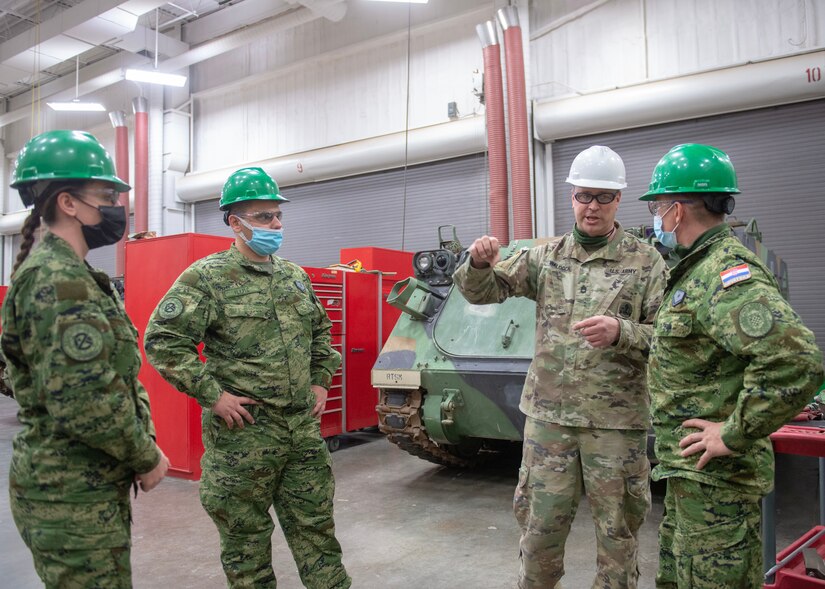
{"left": 351, "top": 347, "right": 365, "bottom": 353}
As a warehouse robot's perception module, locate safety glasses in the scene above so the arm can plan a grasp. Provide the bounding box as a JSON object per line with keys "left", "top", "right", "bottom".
{"left": 573, "top": 191, "right": 618, "bottom": 205}
{"left": 236, "top": 210, "right": 283, "bottom": 224}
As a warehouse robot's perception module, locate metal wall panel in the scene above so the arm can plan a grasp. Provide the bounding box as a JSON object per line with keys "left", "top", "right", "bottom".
{"left": 550, "top": 99, "right": 825, "bottom": 350}
{"left": 530, "top": 0, "right": 823, "bottom": 101}
{"left": 194, "top": 154, "right": 489, "bottom": 267}
{"left": 192, "top": 10, "right": 484, "bottom": 173}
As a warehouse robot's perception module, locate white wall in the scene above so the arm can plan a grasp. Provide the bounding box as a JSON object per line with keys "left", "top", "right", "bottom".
{"left": 530, "top": 0, "right": 824, "bottom": 101}
{"left": 191, "top": 1, "right": 496, "bottom": 172}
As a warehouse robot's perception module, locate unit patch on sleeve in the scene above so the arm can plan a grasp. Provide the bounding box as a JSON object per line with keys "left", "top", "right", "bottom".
{"left": 61, "top": 323, "right": 104, "bottom": 361}
{"left": 738, "top": 301, "right": 774, "bottom": 338}
{"left": 720, "top": 264, "right": 752, "bottom": 288}
{"left": 158, "top": 296, "right": 184, "bottom": 320}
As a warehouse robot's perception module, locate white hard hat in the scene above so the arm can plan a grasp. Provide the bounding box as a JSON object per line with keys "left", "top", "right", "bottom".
{"left": 565, "top": 145, "right": 627, "bottom": 190}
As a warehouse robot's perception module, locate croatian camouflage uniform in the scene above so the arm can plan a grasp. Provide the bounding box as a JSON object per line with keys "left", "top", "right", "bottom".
{"left": 2, "top": 232, "right": 160, "bottom": 588}
{"left": 453, "top": 223, "right": 667, "bottom": 589}
{"left": 649, "top": 224, "right": 824, "bottom": 588}
{"left": 144, "top": 244, "right": 350, "bottom": 589}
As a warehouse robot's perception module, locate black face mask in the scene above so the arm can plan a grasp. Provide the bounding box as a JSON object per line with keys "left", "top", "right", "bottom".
{"left": 74, "top": 199, "right": 127, "bottom": 250}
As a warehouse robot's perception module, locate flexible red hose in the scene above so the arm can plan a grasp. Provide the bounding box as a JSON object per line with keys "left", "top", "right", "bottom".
{"left": 503, "top": 25, "right": 533, "bottom": 239}
{"left": 482, "top": 43, "right": 509, "bottom": 245}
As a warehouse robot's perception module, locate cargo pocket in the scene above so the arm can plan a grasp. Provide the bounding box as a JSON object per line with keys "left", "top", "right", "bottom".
{"left": 513, "top": 466, "right": 531, "bottom": 531}
{"left": 24, "top": 498, "right": 131, "bottom": 551}
{"left": 625, "top": 461, "right": 651, "bottom": 535}
{"left": 677, "top": 516, "right": 760, "bottom": 588}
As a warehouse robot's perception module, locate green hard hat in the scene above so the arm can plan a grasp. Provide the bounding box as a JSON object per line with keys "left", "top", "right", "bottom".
{"left": 219, "top": 167, "right": 288, "bottom": 210}
{"left": 11, "top": 130, "right": 130, "bottom": 206}
{"left": 640, "top": 143, "right": 740, "bottom": 201}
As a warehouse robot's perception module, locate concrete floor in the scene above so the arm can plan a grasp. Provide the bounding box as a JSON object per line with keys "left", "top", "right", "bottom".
{"left": 1, "top": 395, "right": 820, "bottom": 588}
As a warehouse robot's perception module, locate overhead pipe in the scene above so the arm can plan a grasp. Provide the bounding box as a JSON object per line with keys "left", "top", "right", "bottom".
{"left": 159, "top": 2, "right": 345, "bottom": 74}
{"left": 132, "top": 97, "right": 149, "bottom": 234}
{"left": 497, "top": 6, "right": 533, "bottom": 240}
{"left": 477, "top": 20, "right": 509, "bottom": 245}
{"left": 534, "top": 49, "right": 825, "bottom": 141}
{"left": 176, "top": 116, "right": 486, "bottom": 203}
{"left": 109, "top": 110, "right": 130, "bottom": 276}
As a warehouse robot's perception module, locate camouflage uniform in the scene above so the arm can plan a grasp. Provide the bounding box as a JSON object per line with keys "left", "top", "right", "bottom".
{"left": 144, "top": 244, "right": 350, "bottom": 589}
{"left": 453, "top": 223, "right": 667, "bottom": 589}
{"left": 1, "top": 232, "right": 160, "bottom": 588}
{"left": 649, "top": 224, "right": 824, "bottom": 588}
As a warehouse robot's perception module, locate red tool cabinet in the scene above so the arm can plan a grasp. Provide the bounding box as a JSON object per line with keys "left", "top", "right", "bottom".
{"left": 125, "top": 233, "right": 410, "bottom": 479}
{"left": 764, "top": 424, "right": 825, "bottom": 588}
{"left": 125, "top": 233, "right": 233, "bottom": 480}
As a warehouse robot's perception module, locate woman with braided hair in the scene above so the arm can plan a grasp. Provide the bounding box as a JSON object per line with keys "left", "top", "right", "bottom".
{"left": 1, "top": 130, "right": 169, "bottom": 588}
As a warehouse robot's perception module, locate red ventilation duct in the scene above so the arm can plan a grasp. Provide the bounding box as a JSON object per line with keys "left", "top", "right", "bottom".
{"left": 132, "top": 97, "right": 149, "bottom": 234}
{"left": 477, "top": 20, "right": 509, "bottom": 245}
{"left": 497, "top": 7, "right": 533, "bottom": 239}
{"left": 109, "top": 110, "right": 130, "bottom": 276}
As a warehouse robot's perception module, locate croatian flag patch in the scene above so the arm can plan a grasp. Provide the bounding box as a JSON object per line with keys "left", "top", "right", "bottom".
{"left": 720, "top": 264, "right": 752, "bottom": 288}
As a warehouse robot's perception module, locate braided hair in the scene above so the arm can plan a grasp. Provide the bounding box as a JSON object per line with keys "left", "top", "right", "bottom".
{"left": 12, "top": 181, "right": 82, "bottom": 275}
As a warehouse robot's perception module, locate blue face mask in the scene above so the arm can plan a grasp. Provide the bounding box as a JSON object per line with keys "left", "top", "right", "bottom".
{"left": 239, "top": 218, "right": 283, "bottom": 256}
{"left": 653, "top": 203, "right": 679, "bottom": 249}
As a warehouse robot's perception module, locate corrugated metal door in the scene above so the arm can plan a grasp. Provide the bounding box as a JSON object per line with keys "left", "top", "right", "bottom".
{"left": 194, "top": 154, "right": 489, "bottom": 267}
{"left": 550, "top": 99, "right": 825, "bottom": 349}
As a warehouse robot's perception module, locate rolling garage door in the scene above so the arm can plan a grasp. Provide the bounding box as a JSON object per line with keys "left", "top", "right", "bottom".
{"left": 193, "top": 153, "right": 489, "bottom": 268}
{"left": 551, "top": 99, "right": 825, "bottom": 350}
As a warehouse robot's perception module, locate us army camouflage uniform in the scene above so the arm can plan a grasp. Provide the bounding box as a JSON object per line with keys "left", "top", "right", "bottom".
{"left": 1, "top": 232, "right": 160, "bottom": 588}
{"left": 453, "top": 223, "right": 667, "bottom": 589}
{"left": 144, "top": 244, "right": 350, "bottom": 589}
{"left": 649, "top": 224, "right": 824, "bottom": 589}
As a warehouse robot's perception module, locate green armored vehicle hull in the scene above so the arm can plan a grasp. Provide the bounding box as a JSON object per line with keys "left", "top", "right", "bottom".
{"left": 372, "top": 222, "right": 787, "bottom": 467}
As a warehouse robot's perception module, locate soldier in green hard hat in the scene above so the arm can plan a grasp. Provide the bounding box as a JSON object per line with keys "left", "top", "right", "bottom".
{"left": 1, "top": 130, "right": 169, "bottom": 587}
{"left": 144, "top": 167, "right": 351, "bottom": 588}
{"left": 641, "top": 144, "right": 823, "bottom": 588}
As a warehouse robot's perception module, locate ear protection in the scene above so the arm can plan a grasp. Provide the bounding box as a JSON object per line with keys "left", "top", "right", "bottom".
{"left": 704, "top": 195, "right": 735, "bottom": 215}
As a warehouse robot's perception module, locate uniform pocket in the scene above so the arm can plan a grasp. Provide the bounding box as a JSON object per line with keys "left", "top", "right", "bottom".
{"left": 663, "top": 313, "right": 693, "bottom": 338}
{"left": 624, "top": 461, "right": 651, "bottom": 534}
{"left": 513, "top": 466, "right": 531, "bottom": 529}
{"left": 224, "top": 304, "right": 272, "bottom": 319}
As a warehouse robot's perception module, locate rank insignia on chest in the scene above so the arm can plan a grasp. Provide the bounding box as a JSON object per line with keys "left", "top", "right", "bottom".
{"left": 295, "top": 280, "right": 307, "bottom": 293}
{"left": 720, "top": 264, "right": 752, "bottom": 288}
{"left": 672, "top": 290, "right": 685, "bottom": 307}
{"left": 619, "top": 302, "right": 633, "bottom": 318}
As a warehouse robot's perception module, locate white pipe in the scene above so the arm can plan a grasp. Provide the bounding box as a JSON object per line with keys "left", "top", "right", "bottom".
{"left": 529, "top": 0, "right": 611, "bottom": 41}
{"left": 176, "top": 116, "right": 486, "bottom": 203}
{"left": 159, "top": 4, "right": 342, "bottom": 74}
{"left": 148, "top": 84, "right": 164, "bottom": 234}
{"left": 0, "top": 211, "right": 31, "bottom": 236}
{"left": 534, "top": 50, "right": 825, "bottom": 142}
{"left": 287, "top": 0, "right": 347, "bottom": 22}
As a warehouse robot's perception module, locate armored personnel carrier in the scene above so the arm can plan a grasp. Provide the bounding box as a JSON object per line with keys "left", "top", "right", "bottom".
{"left": 371, "top": 221, "right": 788, "bottom": 467}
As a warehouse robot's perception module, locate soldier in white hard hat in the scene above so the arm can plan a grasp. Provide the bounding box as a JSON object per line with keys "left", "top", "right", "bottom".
{"left": 454, "top": 146, "right": 667, "bottom": 589}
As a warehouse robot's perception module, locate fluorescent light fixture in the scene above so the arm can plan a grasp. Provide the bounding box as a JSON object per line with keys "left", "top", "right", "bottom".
{"left": 125, "top": 68, "right": 187, "bottom": 87}
{"left": 47, "top": 56, "right": 106, "bottom": 112}
{"left": 367, "top": 0, "right": 429, "bottom": 3}
{"left": 47, "top": 100, "right": 106, "bottom": 112}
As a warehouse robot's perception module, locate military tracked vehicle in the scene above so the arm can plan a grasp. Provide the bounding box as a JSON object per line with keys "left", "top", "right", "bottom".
{"left": 371, "top": 221, "right": 788, "bottom": 468}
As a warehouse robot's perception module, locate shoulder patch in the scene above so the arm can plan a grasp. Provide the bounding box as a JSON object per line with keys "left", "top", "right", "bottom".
{"left": 720, "top": 264, "right": 752, "bottom": 289}
{"left": 157, "top": 296, "right": 185, "bottom": 320}
{"left": 738, "top": 301, "right": 774, "bottom": 338}
{"left": 55, "top": 280, "right": 89, "bottom": 301}
{"left": 178, "top": 269, "right": 201, "bottom": 287}
{"left": 61, "top": 323, "right": 104, "bottom": 361}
